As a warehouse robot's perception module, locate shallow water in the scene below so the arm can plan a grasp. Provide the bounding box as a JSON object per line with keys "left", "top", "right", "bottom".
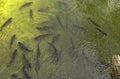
{"left": 0, "top": 0, "right": 119, "bottom": 79}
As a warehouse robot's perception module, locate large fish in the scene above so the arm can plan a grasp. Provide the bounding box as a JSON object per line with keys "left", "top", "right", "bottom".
{"left": 35, "top": 58, "right": 40, "bottom": 74}
{"left": 29, "top": 9, "right": 33, "bottom": 20}
{"left": 54, "top": 47, "right": 62, "bottom": 63}
{"left": 56, "top": 15, "right": 64, "bottom": 30}
{"left": 56, "top": 1, "right": 68, "bottom": 6}
{"left": 36, "top": 25, "right": 54, "bottom": 31}
{"left": 96, "top": 27, "right": 107, "bottom": 36}
{"left": 36, "top": 44, "right": 40, "bottom": 59}
{"left": 34, "top": 44, "right": 41, "bottom": 78}
{"left": 51, "top": 34, "right": 60, "bottom": 44}
{"left": 10, "top": 34, "right": 16, "bottom": 48}
{"left": 34, "top": 33, "right": 52, "bottom": 41}
{"left": 22, "top": 65, "right": 32, "bottom": 79}
{"left": 68, "top": 37, "right": 79, "bottom": 60}
{"left": 0, "top": 17, "right": 13, "bottom": 31}
{"left": 18, "top": 42, "right": 32, "bottom": 52}
{"left": 48, "top": 42, "right": 57, "bottom": 53}
{"left": 22, "top": 54, "right": 32, "bottom": 70}
{"left": 88, "top": 18, "right": 101, "bottom": 27}
{"left": 11, "top": 74, "right": 20, "bottom": 79}
{"left": 55, "top": 1, "right": 68, "bottom": 10}
{"left": 48, "top": 42, "right": 61, "bottom": 63}
{"left": 8, "top": 49, "right": 18, "bottom": 66}
{"left": 19, "top": 2, "right": 33, "bottom": 9}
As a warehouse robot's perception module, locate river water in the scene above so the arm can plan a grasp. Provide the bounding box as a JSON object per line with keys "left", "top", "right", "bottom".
{"left": 0, "top": 0, "right": 117, "bottom": 79}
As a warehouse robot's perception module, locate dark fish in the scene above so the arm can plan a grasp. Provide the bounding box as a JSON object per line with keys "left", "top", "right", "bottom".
{"left": 20, "top": 2, "right": 33, "bottom": 9}
{"left": 8, "top": 49, "right": 17, "bottom": 66}
{"left": 29, "top": 9, "right": 33, "bottom": 20}
{"left": 22, "top": 54, "right": 32, "bottom": 69}
{"left": 68, "top": 38, "right": 79, "bottom": 60}
{"left": 35, "top": 58, "right": 40, "bottom": 74}
{"left": 56, "top": 1, "right": 68, "bottom": 9}
{"left": 48, "top": 42, "right": 57, "bottom": 53}
{"left": 70, "top": 37, "right": 81, "bottom": 50}
{"left": 51, "top": 34, "right": 60, "bottom": 44}
{"left": 18, "top": 42, "right": 32, "bottom": 52}
{"left": 36, "top": 26, "right": 54, "bottom": 31}
{"left": 22, "top": 65, "right": 32, "bottom": 79}
{"left": 96, "top": 27, "right": 107, "bottom": 36}
{"left": 56, "top": 1, "right": 68, "bottom": 6}
{"left": 10, "top": 34, "right": 16, "bottom": 48}
{"left": 34, "top": 45, "right": 41, "bottom": 78}
{"left": 56, "top": 15, "right": 64, "bottom": 30}
{"left": 48, "top": 42, "right": 60, "bottom": 63}
{"left": 0, "top": 17, "right": 13, "bottom": 31}
{"left": 36, "top": 44, "right": 40, "bottom": 59}
{"left": 34, "top": 33, "right": 52, "bottom": 41}
{"left": 53, "top": 47, "right": 62, "bottom": 63}
{"left": 11, "top": 74, "right": 20, "bottom": 79}
{"left": 88, "top": 18, "right": 101, "bottom": 27}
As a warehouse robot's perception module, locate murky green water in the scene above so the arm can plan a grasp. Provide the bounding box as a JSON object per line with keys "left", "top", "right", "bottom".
{"left": 1, "top": 0, "right": 120, "bottom": 79}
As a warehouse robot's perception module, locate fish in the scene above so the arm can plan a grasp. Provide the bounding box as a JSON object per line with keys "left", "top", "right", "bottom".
{"left": 29, "top": 9, "right": 33, "bottom": 20}
{"left": 34, "top": 45, "right": 41, "bottom": 78}
{"left": 36, "top": 26, "right": 54, "bottom": 31}
{"left": 51, "top": 34, "right": 60, "bottom": 44}
{"left": 96, "top": 27, "right": 107, "bottom": 36}
{"left": 34, "top": 33, "right": 52, "bottom": 41}
{"left": 88, "top": 18, "right": 101, "bottom": 27}
{"left": 56, "top": 1, "right": 68, "bottom": 6}
{"left": 48, "top": 42, "right": 61, "bottom": 63}
{"left": 36, "top": 44, "right": 40, "bottom": 59}
{"left": 22, "top": 54, "right": 32, "bottom": 70}
{"left": 70, "top": 37, "right": 82, "bottom": 50}
{"left": 8, "top": 49, "right": 18, "bottom": 66}
{"left": 20, "top": 2, "right": 33, "bottom": 9}
{"left": 56, "top": 15, "right": 64, "bottom": 30}
{"left": 22, "top": 65, "right": 32, "bottom": 79}
{"left": 55, "top": 1, "right": 68, "bottom": 10}
{"left": 35, "top": 58, "right": 40, "bottom": 74}
{"left": 11, "top": 74, "right": 20, "bottom": 79}
{"left": 53, "top": 47, "right": 62, "bottom": 64}
{"left": 48, "top": 42, "right": 57, "bottom": 53}
{"left": 68, "top": 38, "right": 79, "bottom": 60}
{"left": 10, "top": 34, "right": 16, "bottom": 48}
{"left": 18, "top": 42, "right": 32, "bottom": 52}
{"left": 0, "top": 17, "right": 13, "bottom": 31}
